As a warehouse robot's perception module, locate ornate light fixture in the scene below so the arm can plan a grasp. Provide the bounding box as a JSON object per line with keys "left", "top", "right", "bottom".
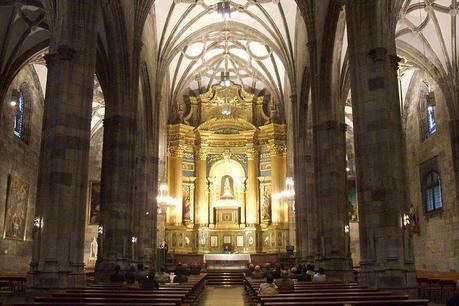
{"left": 273, "top": 177, "right": 296, "bottom": 212}
{"left": 217, "top": 1, "right": 231, "bottom": 21}
{"left": 156, "top": 183, "right": 177, "bottom": 213}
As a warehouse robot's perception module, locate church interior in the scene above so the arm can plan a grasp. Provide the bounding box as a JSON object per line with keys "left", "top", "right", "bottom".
{"left": 0, "top": 0, "right": 458, "bottom": 305}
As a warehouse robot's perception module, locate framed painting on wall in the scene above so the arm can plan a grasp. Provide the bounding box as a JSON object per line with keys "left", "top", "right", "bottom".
{"left": 3, "top": 175, "right": 29, "bottom": 240}
{"left": 89, "top": 181, "right": 101, "bottom": 225}
{"left": 237, "top": 235, "right": 244, "bottom": 247}
{"left": 210, "top": 235, "right": 218, "bottom": 247}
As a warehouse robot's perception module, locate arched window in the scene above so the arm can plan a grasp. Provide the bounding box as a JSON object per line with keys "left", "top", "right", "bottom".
{"left": 13, "top": 90, "right": 26, "bottom": 138}
{"left": 418, "top": 81, "right": 437, "bottom": 140}
{"left": 424, "top": 171, "right": 442, "bottom": 213}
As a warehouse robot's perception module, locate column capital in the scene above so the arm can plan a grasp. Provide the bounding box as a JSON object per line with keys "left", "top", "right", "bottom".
{"left": 269, "top": 144, "right": 287, "bottom": 157}
{"left": 368, "top": 47, "right": 387, "bottom": 63}
{"left": 44, "top": 45, "right": 77, "bottom": 67}
{"left": 246, "top": 147, "right": 258, "bottom": 160}
{"left": 314, "top": 120, "right": 347, "bottom": 132}
{"left": 196, "top": 148, "right": 207, "bottom": 160}
{"left": 103, "top": 115, "right": 136, "bottom": 129}
{"left": 168, "top": 145, "right": 184, "bottom": 158}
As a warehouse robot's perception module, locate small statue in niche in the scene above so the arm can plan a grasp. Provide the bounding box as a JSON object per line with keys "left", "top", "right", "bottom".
{"left": 262, "top": 189, "right": 271, "bottom": 220}
{"left": 89, "top": 237, "right": 98, "bottom": 259}
{"left": 221, "top": 175, "right": 234, "bottom": 199}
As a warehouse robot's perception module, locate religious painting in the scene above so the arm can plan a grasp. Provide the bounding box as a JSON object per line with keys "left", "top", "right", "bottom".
{"left": 220, "top": 175, "right": 234, "bottom": 199}
{"left": 3, "top": 175, "right": 29, "bottom": 240}
{"left": 261, "top": 184, "right": 272, "bottom": 221}
{"left": 237, "top": 235, "right": 244, "bottom": 247}
{"left": 89, "top": 181, "right": 101, "bottom": 225}
{"left": 277, "top": 232, "right": 283, "bottom": 247}
{"left": 223, "top": 235, "right": 231, "bottom": 244}
{"left": 182, "top": 185, "right": 191, "bottom": 221}
{"left": 210, "top": 235, "right": 218, "bottom": 247}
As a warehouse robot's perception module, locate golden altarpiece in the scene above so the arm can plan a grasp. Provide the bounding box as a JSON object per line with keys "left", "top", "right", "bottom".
{"left": 165, "top": 84, "right": 288, "bottom": 254}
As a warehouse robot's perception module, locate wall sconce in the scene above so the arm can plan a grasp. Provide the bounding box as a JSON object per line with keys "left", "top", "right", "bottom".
{"left": 403, "top": 213, "right": 411, "bottom": 227}
{"left": 131, "top": 236, "right": 138, "bottom": 244}
{"left": 344, "top": 225, "right": 350, "bottom": 233}
{"left": 98, "top": 226, "right": 104, "bottom": 235}
{"left": 33, "top": 216, "right": 43, "bottom": 229}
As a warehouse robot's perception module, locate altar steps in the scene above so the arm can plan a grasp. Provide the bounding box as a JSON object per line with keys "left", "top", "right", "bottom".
{"left": 206, "top": 270, "right": 245, "bottom": 286}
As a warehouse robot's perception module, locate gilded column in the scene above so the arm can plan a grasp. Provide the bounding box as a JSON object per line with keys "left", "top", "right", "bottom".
{"left": 196, "top": 148, "right": 208, "bottom": 226}
{"left": 270, "top": 144, "right": 287, "bottom": 225}
{"left": 246, "top": 148, "right": 259, "bottom": 226}
{"left": 168, "top": 145, "right": 183, "bottom": 225}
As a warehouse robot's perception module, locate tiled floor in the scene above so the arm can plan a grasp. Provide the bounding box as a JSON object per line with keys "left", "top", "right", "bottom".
{"left": 200, "top": 285, "right": 248, "bottom": 306}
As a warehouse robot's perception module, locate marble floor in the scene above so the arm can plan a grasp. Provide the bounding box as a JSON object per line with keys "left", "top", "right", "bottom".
{"left": 200, "top": 285, "right": 248, "bottom": 306}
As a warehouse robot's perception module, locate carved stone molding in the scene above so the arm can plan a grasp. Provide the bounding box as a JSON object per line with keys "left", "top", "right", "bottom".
{"left": 44, "top": 45, "right": 77, "bottom": 67}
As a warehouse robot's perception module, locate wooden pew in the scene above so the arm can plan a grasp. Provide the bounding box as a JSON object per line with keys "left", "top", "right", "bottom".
{"left": 416, "top": 270, "right": 459, "bottom": 302}
{"left": 244, "top": 275, "right": 429, "bottom": 306}
{"left": 15, "top": 273, "right": 207, "bottom": 306}
{"left": 262, "top": 300, "right": 430, "bottom": 305}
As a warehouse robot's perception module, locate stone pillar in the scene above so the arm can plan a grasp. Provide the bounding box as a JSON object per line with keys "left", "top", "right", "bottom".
{"left": 246, "top": 148, "right": 259, "bottom": 226}
{"left": 168, "top": 145, "right": 183, "bottom": 225}
{"left": 28, "top": 1, "right": 98, "bottom": 289}
{"left": 313, "top": 119, "right": 353, "bottom": 279}
{"left": 345, "top": 0, "right": 416, "bottom": 291}
{"left": 270, "top": 144, "right": 287, "bottom": 225}
{"left": 195, "top": 148, "right": 208, "bottom": 226}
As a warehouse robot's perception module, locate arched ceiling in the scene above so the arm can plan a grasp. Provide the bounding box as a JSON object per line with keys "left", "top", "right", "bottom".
{"left": 154, "top": 0, "right": 298, "bottom": 104}
{"left": 396, "top": 0, "right": 458, "bottom": 109}
{"left": 397, "top": 0, "right": 457, "bottom": 76}
{"left": 0, "top": 0, "right": 49, "bottom": 99}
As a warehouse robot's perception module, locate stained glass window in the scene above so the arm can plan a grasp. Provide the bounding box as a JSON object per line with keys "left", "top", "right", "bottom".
{"left": 424, "top": 171, "right": 442, "bottom": 213}
{"left": 13, "top": 91, "right": 25, "bottom": 138}
{"left": 427, "top": 106, "right": 437, "bottom": 136}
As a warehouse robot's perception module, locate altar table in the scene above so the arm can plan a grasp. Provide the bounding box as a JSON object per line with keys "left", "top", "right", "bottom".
{"left": 203, "top": 254, "right": 251, "bottom": 269}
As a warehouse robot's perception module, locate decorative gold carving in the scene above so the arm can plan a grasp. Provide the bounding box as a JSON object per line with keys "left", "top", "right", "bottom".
{"left": 168, "top": 145, "right": 184, "bottom": 157}
{"left": 246, "top": 148, "right": 258, "bottom": 160}
{"left": 269, "top": 144, "right": 287, "bottom": 157}
{"left": 196, "top": 148, "right": 207, "bottom": 160}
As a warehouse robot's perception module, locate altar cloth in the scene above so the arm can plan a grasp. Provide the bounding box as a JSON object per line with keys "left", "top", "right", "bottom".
{"left": 203, "top": 253, "right": 251, "bottom": 263}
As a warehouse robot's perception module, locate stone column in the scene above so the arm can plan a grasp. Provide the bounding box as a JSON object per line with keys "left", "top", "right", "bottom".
{"left": 312, "top": 118, "right": 353, "bottom": 278}
{"left": 28, "top": 1, "right": 98, "bottom": 289}
{"left": 345, "top": 0, "right": 416, "bottom": 291}
{"left": 246, "top": 148, "right": 259, "bottom": 226}
{"left": 195, "top": 148, "right": 208, "bottom": 226}
{"left": 270, "top": 144, "right": 287, "bottom": 225}
{"left": 168, "top": 145, "right": 183, "bottom": 225}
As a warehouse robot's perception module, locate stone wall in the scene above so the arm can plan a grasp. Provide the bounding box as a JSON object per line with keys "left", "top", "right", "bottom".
{"left": 404, "top": 72, "right": 459, "bottom": 271}
{"left": 0, "top": 65, "right": 44, "bottom": 273}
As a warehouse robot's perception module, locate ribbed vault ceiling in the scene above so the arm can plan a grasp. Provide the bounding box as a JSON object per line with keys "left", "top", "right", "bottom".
{"left": 396, "top": 0, "right": 459, "bottom": 106}
{"left": 154, "top": 0, "right": 298, "bottom": 104}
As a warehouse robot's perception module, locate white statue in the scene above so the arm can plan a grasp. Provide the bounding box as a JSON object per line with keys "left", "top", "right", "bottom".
{"left": 222, "top": 177, "right": 233, "bottom": 198}
{"left": 89, "top": 237, "right": 98, "bottom": 259}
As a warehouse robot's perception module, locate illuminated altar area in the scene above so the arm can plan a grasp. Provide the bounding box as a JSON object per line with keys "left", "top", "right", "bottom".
{"left": 163, "top": 84, "right": 290, "bottom": 254}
